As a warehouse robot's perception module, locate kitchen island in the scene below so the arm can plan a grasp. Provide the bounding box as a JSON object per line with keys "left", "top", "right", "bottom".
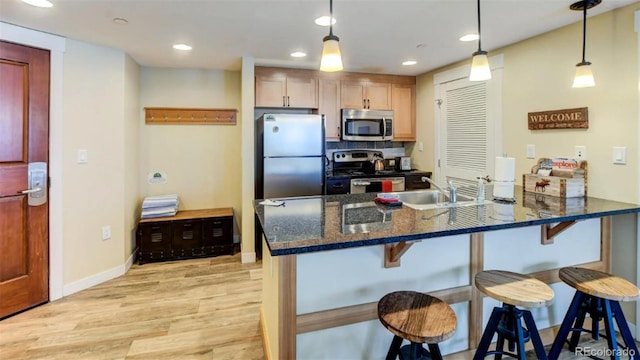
{"left": 255, "top": 187, "right": 640, "bottom": 359}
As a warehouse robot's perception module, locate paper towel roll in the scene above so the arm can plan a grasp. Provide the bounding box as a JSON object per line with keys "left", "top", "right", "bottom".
{"left": 494, "top": 157, "right": 515, "bottom": 181}
{"left": 493, "top": 182, "right": 515, "bottom": 200}
{"left": 493, "top": 157, "right": 515, "bottom": 200}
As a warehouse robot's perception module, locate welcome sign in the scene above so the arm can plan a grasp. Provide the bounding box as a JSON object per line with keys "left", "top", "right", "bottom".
{"left": 527, "top": 107, "right": 588, "bottom": 130}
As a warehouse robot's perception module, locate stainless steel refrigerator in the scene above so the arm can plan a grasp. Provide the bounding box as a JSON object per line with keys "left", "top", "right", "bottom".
{"left": 256, "top": 113, "right": 326, "bottom": 199}
{"left": 255, "top": 113, "right": 326, "bottom": 258}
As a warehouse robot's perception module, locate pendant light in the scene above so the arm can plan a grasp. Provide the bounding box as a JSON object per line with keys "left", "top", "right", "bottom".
{"left": 469, "top": 0, "right": 491, "bottom": 81}
{"left": 320, "top": 0, "right": 343, "bottom": 72}
{"left": 571, "top": 0, "right": 600, "bottom": 88}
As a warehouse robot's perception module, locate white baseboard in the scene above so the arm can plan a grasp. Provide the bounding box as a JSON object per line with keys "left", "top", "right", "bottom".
{"left": 62, "top": 263, "right": 125, "bottom": 296}
{"left": 242, "top": 251, "right": 256, "bottom": 264}
{"left": 62, "top": 251, "right": 136, "bottom": 296}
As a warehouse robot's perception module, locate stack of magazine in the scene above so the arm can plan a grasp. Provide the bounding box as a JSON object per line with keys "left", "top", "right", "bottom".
{"left": 141, "top": 194, "right": 179, "bottom": 219}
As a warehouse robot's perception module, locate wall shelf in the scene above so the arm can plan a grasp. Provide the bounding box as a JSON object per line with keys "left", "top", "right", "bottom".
{"left": 145, "top": 107, "right": 237, "bottom": 125}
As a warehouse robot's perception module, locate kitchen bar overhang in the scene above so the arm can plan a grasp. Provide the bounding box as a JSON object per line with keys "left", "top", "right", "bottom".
{"left": 254, "top": 186, "right": 640, "bottom": 359}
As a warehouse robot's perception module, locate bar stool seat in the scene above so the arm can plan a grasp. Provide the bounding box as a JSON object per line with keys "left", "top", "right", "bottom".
{"left": 378, "top": 291, "right": 457, "bottom": 360}
{"left": 548, "top": 267, "right": 640, "bottom": 360}
{"left": 474, "top": 270, "right": 554, "bottom": 360}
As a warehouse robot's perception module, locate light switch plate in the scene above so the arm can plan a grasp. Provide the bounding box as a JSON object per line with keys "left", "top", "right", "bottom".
{"left": 77, "top": 149, "right": 88, "bottom": 164}
{"left": 613, "top": 146, "right": 627, "bottom": 164}
{"left": 526, "top": 144, "right": 535, "bottom": 159}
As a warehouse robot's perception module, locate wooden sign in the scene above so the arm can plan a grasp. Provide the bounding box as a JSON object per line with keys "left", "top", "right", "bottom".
{"left": 528, "top": 107, "right": 588, "bottom": 130}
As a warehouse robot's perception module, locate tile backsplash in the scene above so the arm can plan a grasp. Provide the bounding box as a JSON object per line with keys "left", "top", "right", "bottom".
{"left": 326, "top": 141, "right": 405, "bottom": 150}
{"left": 325, "top": 141, "right": 406, "bottom": 163}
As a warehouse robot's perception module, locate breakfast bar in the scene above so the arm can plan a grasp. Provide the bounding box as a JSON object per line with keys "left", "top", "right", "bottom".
{"left": 255, "top": 187, "right": 640, "bottom": 359}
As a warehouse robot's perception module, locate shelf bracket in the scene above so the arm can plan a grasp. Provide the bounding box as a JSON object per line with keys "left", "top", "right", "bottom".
{"left": 384, "top": 241, "right": 415, "bottom": 268}
{"left": 541, "top": 220, "right": 577, "bottom": 245}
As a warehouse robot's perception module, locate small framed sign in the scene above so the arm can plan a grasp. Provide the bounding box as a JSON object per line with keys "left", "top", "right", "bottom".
{"left": 528, "top": 107, "right": 588, "bottom": 130}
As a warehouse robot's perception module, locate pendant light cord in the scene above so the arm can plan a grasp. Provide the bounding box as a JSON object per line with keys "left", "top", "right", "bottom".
{"left": 329, "top": 0, "right": 334, "bottom": 37}
{"left": 477, "top": 0, "right": 482, "bottom": 52}
{"left": 581, "top": 4, "right": 587, "bottom": 63}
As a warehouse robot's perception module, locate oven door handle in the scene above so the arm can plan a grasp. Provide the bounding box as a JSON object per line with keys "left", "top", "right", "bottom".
{"left": 352, "top": 180, "right": 371, "bottom": 186}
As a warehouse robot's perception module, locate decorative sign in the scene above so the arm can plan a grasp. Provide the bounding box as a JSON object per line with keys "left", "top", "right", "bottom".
{"left": 527, "top": 107, "right": 588, "bottom": 130}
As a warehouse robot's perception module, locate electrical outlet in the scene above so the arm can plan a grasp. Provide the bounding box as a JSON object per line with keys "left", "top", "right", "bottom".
{"left": 574, "top": 145, "right": 587, "bottom": 160}
{"left": 101, "top": 226, "right": 111, "bottom": 240}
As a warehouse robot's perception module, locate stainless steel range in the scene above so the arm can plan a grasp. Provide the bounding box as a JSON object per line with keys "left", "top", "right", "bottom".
{"left": 327, "top": 150, "right": 405, "bottom": 194}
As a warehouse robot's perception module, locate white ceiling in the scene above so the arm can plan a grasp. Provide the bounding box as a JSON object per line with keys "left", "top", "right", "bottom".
{"left": 1, "top": 0, "right": 637, "bottom": 76}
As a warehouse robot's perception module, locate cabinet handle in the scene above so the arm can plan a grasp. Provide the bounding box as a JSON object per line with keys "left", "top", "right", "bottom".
{"left": 287, "top": 95, "right": 290, "bottom": 107}
{"left": 363, "top": 99, "right": 366, "bottom": 108}
{"left": 283, "top": 96, "right": 286, "bottom": 107}
{"left": 367, "top": 99, "right": 371, "bottom": 109}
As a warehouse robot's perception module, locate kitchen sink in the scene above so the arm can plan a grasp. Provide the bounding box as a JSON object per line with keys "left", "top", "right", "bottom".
{"left": 380, "top": 189, "right": 490, "bottom": 210}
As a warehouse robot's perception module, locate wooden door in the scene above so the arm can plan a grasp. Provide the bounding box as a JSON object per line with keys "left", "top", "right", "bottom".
{"left": 365, "top": 82, "right": 391, "bottom": 110}
{"left": 0, "top": 41, "right": 50, "bottom": 318}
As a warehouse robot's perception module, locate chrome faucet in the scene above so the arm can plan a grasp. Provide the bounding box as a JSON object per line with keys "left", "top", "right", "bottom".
{"left": 421, "top": 177, "right": 457, "bottom": 203}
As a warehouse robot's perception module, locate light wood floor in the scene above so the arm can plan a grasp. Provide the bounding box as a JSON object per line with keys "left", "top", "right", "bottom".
{"left": 0, "top": 254, "right": 264, "bottom": 360}
{"left": 1, "top": 254, "right": 631, "bottom": 360}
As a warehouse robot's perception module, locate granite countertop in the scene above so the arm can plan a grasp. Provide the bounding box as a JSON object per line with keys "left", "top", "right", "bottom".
{"left": 254, "top": 186, "right": 640, "bottom": 256}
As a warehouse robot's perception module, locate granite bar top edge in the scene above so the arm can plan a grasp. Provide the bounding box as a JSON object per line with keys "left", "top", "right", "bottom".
{"left": 255, "top": 188, "right": 640, "bottom": 257}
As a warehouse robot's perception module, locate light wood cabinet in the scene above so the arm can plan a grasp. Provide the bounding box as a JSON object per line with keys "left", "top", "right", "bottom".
{"left": 340, "top": 80, "right": 391, "bottom": 110}
{"left": 319, "top": 78, "right": 341, "bottom": 141}
{"left": 391, "top": 83, "right": 416, "bottom": 141}
{"left": 255, "top": 67, "right": 318, "bottom": 108}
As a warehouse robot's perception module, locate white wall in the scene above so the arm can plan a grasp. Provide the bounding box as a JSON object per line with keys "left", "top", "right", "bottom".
{"left": 138, "top": 67, "right": 242, "bottom": 233}
{"left": 61, "top": 39, "right": 130, "bottom": 289}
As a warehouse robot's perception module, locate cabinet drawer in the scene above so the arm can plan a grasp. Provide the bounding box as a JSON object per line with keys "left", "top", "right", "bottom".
{"left": 138, "top": 222, "right": 173, "bottom": 264}
{"left": 203, "top": 216, "right": 233, "bottom": 246}
{"left": 172, "top": 219, "right": 203, "bottom": 250}
{"left": 404, "top": 173, "right": 432, "bottom": 191}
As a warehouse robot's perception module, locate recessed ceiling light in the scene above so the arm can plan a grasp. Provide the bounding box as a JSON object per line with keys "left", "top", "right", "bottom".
{"left": 291, "top": 52, "right": 307, "bottom": 58}
{"left": 402, "top": 60, "right": 417, "bottom": 66}
{"left": 21, "top": 0, "right": 53, "bottom": 7}
{"left": 315, "top": 16, "right": 336, "bottom": 27}
{"left": 460, "top": 34, "right": 479, "bottom": 42}
{"left": 112, "top": 18, "right": 129, "bottom": 25}
{"left": 173, "top": 44, "right": 192, "bottom": 51}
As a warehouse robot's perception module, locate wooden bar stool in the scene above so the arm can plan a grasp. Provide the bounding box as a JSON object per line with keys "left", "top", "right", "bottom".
{"left": 377, "top": 291, "right": 457, "bottom": 360}
{"left": 548, "top": 267, "right": 640, "bottom": 360}
{"left": 473, "top": 270, "right": 554, "bottom": 360}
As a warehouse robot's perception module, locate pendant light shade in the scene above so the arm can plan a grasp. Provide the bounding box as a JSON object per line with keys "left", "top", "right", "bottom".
{"left": 571, "top": 0, "right": 600, "bottom": 88}
{"left": 320, "top": 0, "right": 343, "bottom": 72}
{"left": 572, "top": 61, "right": 595, "bottom": 88}
{"left": 469, "top": 0, "right": 491, "bottom": 81}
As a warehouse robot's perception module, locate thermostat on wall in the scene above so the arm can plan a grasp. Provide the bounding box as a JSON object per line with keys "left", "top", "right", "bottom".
{"left": 147, "top": 171, "right": 168, "bottom": 184}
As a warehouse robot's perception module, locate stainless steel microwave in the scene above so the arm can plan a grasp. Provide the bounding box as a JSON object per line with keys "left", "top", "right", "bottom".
{"left": 342, "top": 109, "right": 393, "bottom": 141}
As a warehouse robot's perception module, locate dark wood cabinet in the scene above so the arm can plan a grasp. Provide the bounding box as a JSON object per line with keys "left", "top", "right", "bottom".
{"left": 136, "top": 208, "right": 234, "bottom": 264}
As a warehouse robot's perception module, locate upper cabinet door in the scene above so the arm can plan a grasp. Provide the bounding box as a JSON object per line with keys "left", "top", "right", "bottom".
{"left": 340, "top": 81, "right": 367, "bottom": 109}
{"left": 286, "top": 76, "right": 318, "bottom": 109}
{"left": 391, "top": 83, "right": 416, "bottom": 141}
{"left": 365, "top": 82, "right": 391, "bottom": 110}
{"left": 340, "top": 81, "right": 391, "bottom": 110}
{"left": 255, "top": 74, "right": 288, "bottom": 107}
{"left": 319, "top": 78, "right": 341, "bottom": 141}
{"left": 255, "top": 67, "right": 318, "bottom": 109}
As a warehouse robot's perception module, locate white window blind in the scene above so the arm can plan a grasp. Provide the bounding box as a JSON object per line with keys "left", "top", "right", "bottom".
{"left": 445, "top": 82, "right": 488, "bottom": 174}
